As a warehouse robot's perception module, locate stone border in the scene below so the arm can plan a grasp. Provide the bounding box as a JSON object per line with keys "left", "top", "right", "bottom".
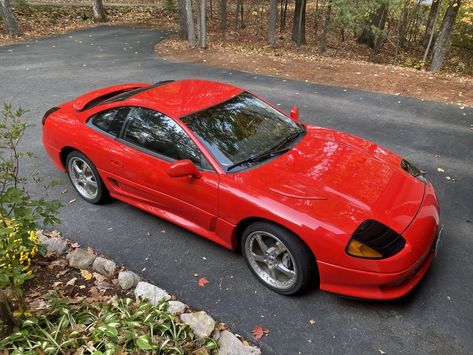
{"left": 37, "top": 231, "right": 261, "bottom": 355}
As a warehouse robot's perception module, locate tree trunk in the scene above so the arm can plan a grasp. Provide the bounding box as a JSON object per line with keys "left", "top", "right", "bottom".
{"left": 358, "top": 2, "right": 389, "bottom": 51}
{"left": 313, "top": 0, "right": 320, "bottom": 43}
{"left": 268, "top": 0, "right": 278, "bottom": 45}
{"left": 219, "top": 0, "right": 227, "bottom": 30}
{"left": 319, "top": 0, "right": 332, "bottom": 53}
{"left": 292, "top": 0, "right": 306, "bottom": 44}
{"left": 423, "top": 0, "right": 441, "bottom": 47}
{"left": 185, "top": 0, "right": 196, "bottom": 48}
{"left": 178, "top": 0, "right": 188, "bottom": 39}
{"left": 398, "top": 0, "right": 409, "bottom": 50}
{"left": 234, "top": 0, "right": 242, "bottom": 30}
{"left": 280, "top": 0, "right": 289, "bottom": 31}
{"left": 92, "top": 0, "right": 107, "bottom": 22}
{"left": 200, "top": 0, "right": 207, "bottom": 48}
{"left": 0, "top": 0, "right": 19, "bottom": 36}
{"left": 430, "top": 0, "right": 461, "bottom": 72}
{"left": 423, "top": 0, "right": 442, "bottom": 64}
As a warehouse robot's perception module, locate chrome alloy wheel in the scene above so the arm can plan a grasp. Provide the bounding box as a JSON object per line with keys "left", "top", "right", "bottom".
{"left": 68, "top": 157, "right": 98, "bottom": 200}
{"left": 245, "top": 231, "right": 297, "bottom": 290}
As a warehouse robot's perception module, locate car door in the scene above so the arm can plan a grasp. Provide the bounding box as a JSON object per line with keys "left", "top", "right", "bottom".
{"left": 104, "top": 106, "right": 219, "bottom": 232}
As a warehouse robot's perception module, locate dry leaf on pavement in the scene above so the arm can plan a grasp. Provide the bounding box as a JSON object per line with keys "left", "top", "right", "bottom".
{"left": 252, "top": 325, "right": 269, "bottom": 339}
{"left": 198, "top": 277, "right": 209, "bottom": 287}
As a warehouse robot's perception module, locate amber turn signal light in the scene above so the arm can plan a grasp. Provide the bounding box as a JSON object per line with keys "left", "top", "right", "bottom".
{"left": 346, "top": 239, "right": 383, "bottom": 259}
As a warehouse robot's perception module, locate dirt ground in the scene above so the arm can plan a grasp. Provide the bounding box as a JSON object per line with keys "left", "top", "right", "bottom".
{"left": 156, "top": 36, "right": 473, "bottom": 107}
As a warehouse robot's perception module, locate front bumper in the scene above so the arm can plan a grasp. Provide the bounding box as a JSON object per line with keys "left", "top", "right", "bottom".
{"left": 318, "top": 182, "right": 440, "bottom": 300}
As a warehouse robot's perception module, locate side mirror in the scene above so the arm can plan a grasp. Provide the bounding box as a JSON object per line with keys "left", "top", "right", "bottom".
{"left": 168, "top": 160, "right": 202, "bottom": 179}
{"left": 290, "top": 106, "right": 299, "bottom": 122}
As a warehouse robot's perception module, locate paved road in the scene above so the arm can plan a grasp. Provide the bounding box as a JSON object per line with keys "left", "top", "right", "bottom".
{"left": 1, "top": 26, "right": 472, "bottom": 354}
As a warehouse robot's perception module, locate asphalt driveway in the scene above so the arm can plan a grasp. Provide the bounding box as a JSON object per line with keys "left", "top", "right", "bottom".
{"left": 1, "top": 26, "right": 472, "bottom": 354}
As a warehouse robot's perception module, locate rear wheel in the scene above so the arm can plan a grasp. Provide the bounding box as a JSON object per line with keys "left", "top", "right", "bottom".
{"left": 242, "top": 221, "right": 317, "bottom": 295}
{"left": 66, "top": 151, "right": 108, "bottom": 204}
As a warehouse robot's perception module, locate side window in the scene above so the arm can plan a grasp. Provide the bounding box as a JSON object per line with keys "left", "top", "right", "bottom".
{"left": 123, "top": 107, "right": 212, "bottom": 170}
{"left": 90, "top": 107, "right": 128, "bottom": 137}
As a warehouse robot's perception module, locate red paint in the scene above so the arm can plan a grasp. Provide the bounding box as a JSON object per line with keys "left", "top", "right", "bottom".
{"left": 168, "top": 160, "right": 202, "bottom": 179}
{"left": 290, "top": 106, "right": 299, "bottom": 122}
{"left": 43, "top": 79, "right": 440, "bottom": 300}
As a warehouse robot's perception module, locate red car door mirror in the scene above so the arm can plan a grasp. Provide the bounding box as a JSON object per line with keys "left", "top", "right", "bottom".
{"left": 290, "top": 106, "right": 299, "bottom": 122}
{"left": 168, "top": 160, "right": 202, "bottom": 179}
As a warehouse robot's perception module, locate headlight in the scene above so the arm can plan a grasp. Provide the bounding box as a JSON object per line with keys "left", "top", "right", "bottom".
{"left": 346, "top": 220, "right": 406, "bottom": 259}
{"left": 401, "top": 159, "right": 427, "bottom": 184}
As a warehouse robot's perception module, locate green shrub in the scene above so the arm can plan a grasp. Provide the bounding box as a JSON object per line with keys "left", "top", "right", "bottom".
{"left": 0, "top": 104, "right": 61, "bottom": 333}
{"left": 0, "top": 297, "right": 218, "bottom": 354}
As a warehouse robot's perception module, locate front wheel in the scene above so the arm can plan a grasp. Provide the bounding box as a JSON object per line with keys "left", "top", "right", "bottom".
{"left": 242, "top": 222, "right": 317, "bottom": 295}
{"left": 66, "top": 150, "right": 108, "bottom": 204}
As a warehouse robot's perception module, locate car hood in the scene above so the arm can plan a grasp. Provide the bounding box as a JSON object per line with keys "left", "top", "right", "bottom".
{"left": 237, "top": 125, "right": 426, "bottom": 235}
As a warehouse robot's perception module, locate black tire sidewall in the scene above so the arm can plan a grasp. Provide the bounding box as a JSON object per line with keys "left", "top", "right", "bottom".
{"left": 66, "top": 150, "right": 108, "bottom": 204}
{"left": 241, "top": 221, "right": 317, "bottom": 295}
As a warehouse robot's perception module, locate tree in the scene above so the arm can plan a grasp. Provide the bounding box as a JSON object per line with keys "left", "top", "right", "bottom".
{"left": 199, "top": 0, "right": 207, "bottom": 48}
{"left": 358, "top": 0, "right": 390, "bottom": 51}
{"left": 268, "top": 0, "right": 278, "bottom": 45}
{"left": 185, "top": 0, "right": 196, "bottom": 47}
{"left": 423, "top": 0, "right": 442, "bottom": 64}
{"left": 424, "top": 0, "right": 441, "bottom": 47}
{"left": 233, "top": 0, "right": 244, "bottom": 30}
{"left": 219, "top": 0, "right": 227, "bottom": 31}
{"left": 430, "top": 0, "right": 462, "bottom": 71}
{"left": 0, "top": 0, "right": 19, "bottom": 36}
{"left": 92, "top": 0, "right": 107, "bottom": 22}
{"left": 319, "top": 0, "right": 332, "bottom": 53}
{"left": 292, "top": 0, "right": 307, "bottom": 44}
{"left": 178, "top": 0, "right": 188, "bottom": 39}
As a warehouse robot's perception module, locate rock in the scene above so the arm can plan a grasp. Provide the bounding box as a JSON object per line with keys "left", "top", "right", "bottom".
{"left": 217, "top": 330, "right": 261, "bottom": 355}
{"left": 134, "top": 281, "right": 170, "bottom": 304}
{"left": 118, "top": 271, "right": 140, "bottom": 290}
{"left": 92, "top": 257, "right": 116, "bottom": 277}
{"left": 167, "top": 300, "right": 186, "bottom": 315}
{"left": 66, "top": 248, "right": 96, "bottom": 269}
{"left": 180, "top": 311, "right": 216, "bottom": 338}
{"left": 42, "top": 237, "right": 68, "bottom": 256}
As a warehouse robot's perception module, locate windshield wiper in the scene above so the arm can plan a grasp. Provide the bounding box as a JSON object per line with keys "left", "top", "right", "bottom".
{"left": 273, "top": 128, "right": 303, "bottom": 151}
{"left": 227, "top": 147, "right": 292, "bottom": 172}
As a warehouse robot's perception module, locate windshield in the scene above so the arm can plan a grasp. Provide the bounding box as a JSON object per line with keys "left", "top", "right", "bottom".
{"left": 181, "top": 92, "right": 303, "bottom": 172}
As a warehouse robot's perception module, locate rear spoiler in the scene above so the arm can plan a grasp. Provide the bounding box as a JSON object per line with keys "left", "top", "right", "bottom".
{"left": 72, "top": 83, "right": 150, "bottom": 111}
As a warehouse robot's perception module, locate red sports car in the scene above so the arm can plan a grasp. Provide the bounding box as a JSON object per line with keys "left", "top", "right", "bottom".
{"left": 42, "top": 79, "right": 441, "bottom": 299}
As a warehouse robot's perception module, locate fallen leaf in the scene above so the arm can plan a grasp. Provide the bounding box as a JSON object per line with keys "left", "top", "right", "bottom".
{"left": 198, "top": 277, "right": 209, "bottom": 287}
{"left": 80, "top": 269, "right": 93, "bottom": 281}
{"left": 66, "top": 277, "right": 77, "bottom": 287}
{"left": 252, "top": 325, "right": 269, "bottom": 339}
{"left": 309, "top": 319, "right": 316, "bottom": 325}
{"left": 93, "top": 272, "right": 106, "bottom": 284}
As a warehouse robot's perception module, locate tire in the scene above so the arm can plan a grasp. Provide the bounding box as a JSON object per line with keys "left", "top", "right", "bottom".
{"left": 66, "top": 150, "right": 109, "bottom": 204}
{"left": 241, "top": 221, "right": 317, "bottom": 295}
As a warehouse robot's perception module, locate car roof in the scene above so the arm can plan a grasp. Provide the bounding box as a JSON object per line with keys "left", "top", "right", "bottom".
{"left": 127, "top": 79, "right": 244, "bottom": 118}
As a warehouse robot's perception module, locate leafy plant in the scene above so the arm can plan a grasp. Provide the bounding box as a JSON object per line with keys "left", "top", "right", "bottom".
{"left": 0, "top": 296, "right": 218, "bottom": 354}
{"left": 0, "top": 103, "right": 61, "bottom": 334}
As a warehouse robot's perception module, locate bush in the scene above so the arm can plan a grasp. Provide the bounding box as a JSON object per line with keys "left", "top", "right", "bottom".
{"left": 0, "top": 297, "right": 218, "bottom": 354}
{"left": 0, "top": 104, "right": 61, "bottom": 334}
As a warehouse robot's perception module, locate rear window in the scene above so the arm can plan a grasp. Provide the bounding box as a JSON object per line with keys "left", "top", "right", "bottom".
{"left": 90, "top": 107, "right": 129, "bottom": 137}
